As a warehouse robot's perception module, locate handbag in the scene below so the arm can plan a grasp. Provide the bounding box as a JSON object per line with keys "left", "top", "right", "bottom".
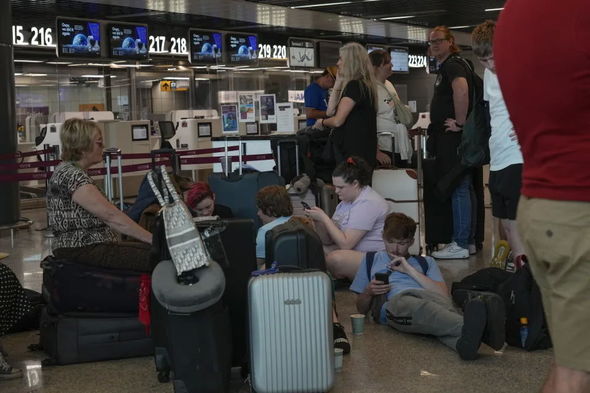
{"left": 392, "top": 95, "right": 413, "bottom": 128}
{"left": 147, "top": 165, "right": 211, "bottom": 284}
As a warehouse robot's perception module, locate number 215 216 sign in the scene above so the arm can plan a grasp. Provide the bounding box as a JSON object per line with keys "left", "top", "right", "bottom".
{"left": 12, "top": 25, "right": 55, "bottom": 47}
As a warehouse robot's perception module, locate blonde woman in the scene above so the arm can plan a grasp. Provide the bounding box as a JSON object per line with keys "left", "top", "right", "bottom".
{"left": 314, "top": 42, "right": 378, "bottom": 168}
{"left": 47, "top": 118, "right": 153, "bottom": 272}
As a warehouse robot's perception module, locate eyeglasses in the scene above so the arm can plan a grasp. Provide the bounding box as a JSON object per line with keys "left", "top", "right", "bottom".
{"left": 427, "top": 38, "right": 447, "bottom": 46}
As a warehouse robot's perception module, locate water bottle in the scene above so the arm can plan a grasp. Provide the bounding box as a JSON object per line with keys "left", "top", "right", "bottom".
{"left": 520, "top": 317, "right": 529, "bottom": 348}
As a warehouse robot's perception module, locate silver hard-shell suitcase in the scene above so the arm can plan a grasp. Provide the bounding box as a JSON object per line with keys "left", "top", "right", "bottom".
{"left": 248, "top": 271, "right": 334, "bottom": 393}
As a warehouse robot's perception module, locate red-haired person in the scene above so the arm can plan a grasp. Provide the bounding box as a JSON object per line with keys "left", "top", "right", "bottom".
{"left": 185, "top": 182, "right": 233, "bottom": 218}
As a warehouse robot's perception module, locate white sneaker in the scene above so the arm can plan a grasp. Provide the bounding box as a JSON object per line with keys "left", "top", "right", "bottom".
{"left": 431, "top": 242, "right": 469, "bottom": 259}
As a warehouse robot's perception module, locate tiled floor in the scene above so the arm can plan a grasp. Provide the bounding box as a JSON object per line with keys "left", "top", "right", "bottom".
{"left": 0, "top": 207, "right": 552, "bottom": 393}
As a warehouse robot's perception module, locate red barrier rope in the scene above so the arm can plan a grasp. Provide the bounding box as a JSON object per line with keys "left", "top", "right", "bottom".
{"left": 118, "top": 145, "right": 239, "bottom": 159}
{"left": 0, "top": 149, "right": 55, "bottom": 160}
{"left": 0, "top": 160, "right": 60, "bottom": 170}
{"left": 0, "top": 152, "right": 275, "bottom": 182}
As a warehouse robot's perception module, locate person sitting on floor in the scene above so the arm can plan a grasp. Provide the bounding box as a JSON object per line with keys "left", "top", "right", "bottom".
{"left": 47, "top": 118, "right": 153, "bottom": 272}
{"left": 305, "top": 156, "right": 389, "bottom": 280}
{"left": 350, "top": 212, "right": 505, "bottom": 360}
{"left": 185, "top": 182, "right": 233, "bottom": 219}
{"left": 254, "top": 185, "right": 351, "bottom": 355}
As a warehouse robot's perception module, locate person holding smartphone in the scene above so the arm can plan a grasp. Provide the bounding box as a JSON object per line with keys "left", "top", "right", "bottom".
{"left": 350, "top": 213, "right": 505, "bottom": 361}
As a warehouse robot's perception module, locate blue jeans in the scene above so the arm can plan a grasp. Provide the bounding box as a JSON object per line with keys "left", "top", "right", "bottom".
{"left": 452, "top": 175, "right": 472, "bottom": 249}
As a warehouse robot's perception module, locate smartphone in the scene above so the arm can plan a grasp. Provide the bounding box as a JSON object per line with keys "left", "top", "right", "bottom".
{"left": 301, "top": 201, "right": 311, "bottom": 210}
{"left": 374, "top": 271, "right": 391, "bottom": 284}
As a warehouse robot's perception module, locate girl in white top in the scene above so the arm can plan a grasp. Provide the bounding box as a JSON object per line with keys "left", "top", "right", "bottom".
{"left": 369, "top": 49, "right": 413, "bottom": 166}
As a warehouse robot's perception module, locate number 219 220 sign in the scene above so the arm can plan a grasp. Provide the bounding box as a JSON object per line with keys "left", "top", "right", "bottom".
{"left": 258, "top": 43, "right": 286, "bottom": 60}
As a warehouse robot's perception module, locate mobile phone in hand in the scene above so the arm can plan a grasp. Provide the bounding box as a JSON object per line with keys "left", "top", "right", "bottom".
{"left": 374, "top": 271, "right": 391, "bottom": 284}
{"left": 301, "top": 201, "right": 311, "bottom": 210}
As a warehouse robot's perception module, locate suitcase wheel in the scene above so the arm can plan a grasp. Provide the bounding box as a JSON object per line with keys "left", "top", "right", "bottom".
{"left": 157, "top": 370, "right": 170, "bottom": 383}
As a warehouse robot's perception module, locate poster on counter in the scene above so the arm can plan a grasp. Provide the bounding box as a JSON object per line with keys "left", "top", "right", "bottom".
{"left": 238, "top": 93, "right": 255, "bottom": 123}
{"left": 275, "top": 102, "right": 295, "bottom": 133}
{"left": 220, "top": 104, "right": 239, "bottom": 133}
{"left": 258, "top": 94, "right": 276, "bottom": 124}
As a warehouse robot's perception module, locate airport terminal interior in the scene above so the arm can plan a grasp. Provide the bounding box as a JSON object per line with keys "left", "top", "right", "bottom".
{"left": 1, "top": 0, "right": 554, "bottom": 392}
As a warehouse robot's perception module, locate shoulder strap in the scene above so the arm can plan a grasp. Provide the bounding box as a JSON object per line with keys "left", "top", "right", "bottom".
{"left": 147, "top": 170, "right": 167, "bottom": 207}
{"left": 412, "top": 255, "right": 429, "bottom": 275}
{"left": 159, "top": 165, "right": 179, "bottom": 202}
{"left": 365, "top": 251, "right": 377, "bottom": 280}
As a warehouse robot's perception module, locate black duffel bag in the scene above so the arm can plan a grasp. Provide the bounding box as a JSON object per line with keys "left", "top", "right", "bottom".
{"left": 41, "top": 256, "right": 142, "bottom": 314}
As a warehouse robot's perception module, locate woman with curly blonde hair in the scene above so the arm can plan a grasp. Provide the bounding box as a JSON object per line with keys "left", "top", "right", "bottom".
{"left": 314, "top": 42, "right": 378, "bottom": 168}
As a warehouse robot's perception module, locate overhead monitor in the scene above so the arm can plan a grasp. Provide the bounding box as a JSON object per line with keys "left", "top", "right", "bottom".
{"left": 131, "top": 124, "right": 149, "bottom": 141}
{"left": 366, "top": 44, "right": 386, "bottom": 54}
{"left": 226, "top": 33, "right": 258, "bottom": 64}
{"left": 108, "top": 23, "right": 149, "bottom": 60}
{"left": 317, "top": 40, "right": 341, "bottom": 69}
{"left": 158, "top": 121, "right": 176, "bottom": 140}
{"left": 288, "top": 38, "right": 315, "bottom": 68}
{"left": 56, "top": 18, "right": 102, "bottom": 58}
{"left": 390, "top": 46, "right": 409, "bottom": 73}
{"left": 188, "top": 29, "right": 223, "bottom": 64}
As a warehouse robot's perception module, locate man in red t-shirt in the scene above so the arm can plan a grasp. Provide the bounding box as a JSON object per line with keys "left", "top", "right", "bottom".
{"left": 495, "top": 1, "right": 590, "bottom": 392}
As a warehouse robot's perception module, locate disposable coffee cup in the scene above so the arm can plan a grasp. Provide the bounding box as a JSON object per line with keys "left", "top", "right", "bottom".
{"left": 351, "top": 313, "right": 365, "bottom": 335}
{"left": 334, "top": 348, "right": 344, "bottom": 371}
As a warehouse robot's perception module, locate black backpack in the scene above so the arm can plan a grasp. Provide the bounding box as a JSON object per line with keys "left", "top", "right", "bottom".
{"left": 455, "top": 57, "right": 491, "bottom": 168}
{"left": 265, "top": 218, "right": 327, "bottom": 271}
{"left": 497, "top": 264, "right": 552, "bottom": 350}
{"left": 451, "top": 265, "right": 552, "bottom": 351}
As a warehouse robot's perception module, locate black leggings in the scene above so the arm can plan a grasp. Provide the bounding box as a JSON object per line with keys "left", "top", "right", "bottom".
{"left": 53, "top": 242, "right": 152, "bottom": 273}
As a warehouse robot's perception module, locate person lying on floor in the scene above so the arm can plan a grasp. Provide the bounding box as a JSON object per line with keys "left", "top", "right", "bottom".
{"left": 350, "top": 212, "right": 505, "bottom": 360}
{"left": 305, "top": 156, "right": 389, "bottom": 280}
{"left": 254, "top": 185, "right": 351, "bottom": 355}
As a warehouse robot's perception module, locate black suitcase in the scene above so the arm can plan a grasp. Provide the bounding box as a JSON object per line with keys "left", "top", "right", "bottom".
{"left": 151, "top": 260, "right": 232, "bottom": 393}
{"left": 271, "top": 137, "right": 300, "bottom": 184}
{"left": 41, "top": 256, "right": 142, "bottom": 314}
{"left": 39, "top": 308, "right": 152, "bottom": 365}
{"left": 208, "top": 171, "right": 284, "bottom": 230}
{"left": 264, "top": 218, "right": 326, "bottom": 271}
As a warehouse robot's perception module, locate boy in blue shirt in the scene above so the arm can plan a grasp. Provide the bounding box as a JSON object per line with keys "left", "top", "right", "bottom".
{"left": 350, "top": 212, "right": 505, "bottom": 360}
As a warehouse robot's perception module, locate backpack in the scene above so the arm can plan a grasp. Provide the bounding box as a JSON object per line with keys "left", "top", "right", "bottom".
{"left": 451, "top": 265, "right": 552, "bottom": 351}
{"left": 455, "top": 57, "right": 491, "bottom": 168}
{"left": 365, "top": 252, "right": 429, "bottom": 279}
{"left": 265, "top": 218, "right": 327, "bottom": 271}
{"left": 497, "top": 264, "right": 552, "bottom": 350}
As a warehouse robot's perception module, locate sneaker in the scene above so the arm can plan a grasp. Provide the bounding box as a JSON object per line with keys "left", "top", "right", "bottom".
{"left": 333, "top": 323, "right": 351, "bottom": 355}
{"left": 490, "top": 240, "right": 511, "bottom": 269}
{"left": 479, "top": 292, "right": 506, "bottom": 351}
{"left": 431, "top": 242, "right": 469, "bottom": 259}
{"left": 456, "top": 297, "right": 486, "bottom": 360}
{"left": 0, "top": 353, "right": 22, "bottom": 380}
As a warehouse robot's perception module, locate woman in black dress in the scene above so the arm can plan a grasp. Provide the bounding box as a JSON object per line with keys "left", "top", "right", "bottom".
{"left": 314, "top": 42, "right": 378, "bottom": 168}
{"left": 0, "top": 263, "right": 32, "bottom": 380}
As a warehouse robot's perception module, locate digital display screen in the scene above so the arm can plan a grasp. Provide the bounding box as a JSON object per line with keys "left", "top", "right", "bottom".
{"left": 390, "top": 46, "right": 409, "bottom": 73}
{"left": 367, "top": 45, "right": 386, "bottom": 54}
{"left": 109, "top": 24, "right": 149, "bottom": 60}
{"left": 189, "top": 30, "right": 223, "bottom": 64}
{"left": 226, "top": 34, "right": 258, "bottom": 64}
{"left": 317, "top": 41, "right": 341, "bottom": 69}
{"left": 158, "top": 121, "right": 176, "bottom": 140}
{"left": 56, "top": 18, "right": 101, "bottom": 58}
{"left": 288, "top": 38, "right": 315, "bottom": 68}
{"left": 131, "top": 125, "right": 149, "bottom": 141}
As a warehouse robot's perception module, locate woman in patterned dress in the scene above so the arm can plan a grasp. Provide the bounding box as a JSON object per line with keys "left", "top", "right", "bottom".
{"left": 46, "top": 118, "right": 153, "bottom": 272}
